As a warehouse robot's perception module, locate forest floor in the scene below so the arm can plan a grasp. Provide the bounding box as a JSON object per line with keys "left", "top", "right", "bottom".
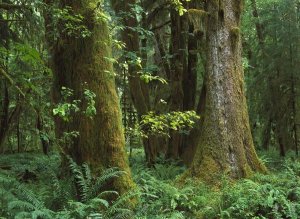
{"left": 0, "top": 149, "right": 300, "bottom": 218}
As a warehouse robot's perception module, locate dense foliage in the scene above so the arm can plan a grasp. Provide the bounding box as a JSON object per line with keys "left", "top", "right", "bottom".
{"left": 0, "top": 151, "right": 300, "bottom": 218}
{"left": 0, "top": 0, "right": 299, "bottom": 218}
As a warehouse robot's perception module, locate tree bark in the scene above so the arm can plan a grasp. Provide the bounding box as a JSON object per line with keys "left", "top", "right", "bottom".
{"left": 0, "top": 93, "right": 26, "bottom": 153}
{"left": 0, "top": 81, "right": 9, "bottom": 153}
{"left": 187, "top": 0, "right": 266, "bottom": 181}
{"left": 112, "top": 0, "right": 161, "bottom": 165}
{"left": 45, "top": 0, "right": 135, "bottom": 195}
{"left": 166, "top": 8, "right": 188, "bottom": 159}
{"left": 181, "top": 79, "right": 206, "bottom": 165}
{"left": 250, "top": 0, "right": 264, "bottom": 47}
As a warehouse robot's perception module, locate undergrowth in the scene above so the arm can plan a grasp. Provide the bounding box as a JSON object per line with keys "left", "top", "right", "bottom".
{"left": 0, "top": 150, "right": 300, "bottom": 218}
{"left": 0, "top": 153, "right": 134, "bottom": 219}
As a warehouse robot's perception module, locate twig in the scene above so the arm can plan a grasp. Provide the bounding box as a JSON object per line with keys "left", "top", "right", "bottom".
{"left": 0, "top": 68, "right": 25, "bottom": 97}
{"left": 0, "top": 3, "right": 25, "bottom": 10}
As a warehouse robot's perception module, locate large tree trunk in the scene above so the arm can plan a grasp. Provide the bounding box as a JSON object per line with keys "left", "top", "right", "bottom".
{"left": 45, "top": 0, "right": 135, "bottom": 195}
{"left": 188, "top": 0, "right": 266, "bottom": 181}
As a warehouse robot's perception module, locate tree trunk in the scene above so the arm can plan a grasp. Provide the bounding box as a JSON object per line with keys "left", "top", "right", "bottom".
{"left": 0, "top": 81, "right": 9, "bottom": 153}
{"left": 111, "top": 0, "right": 160, "bottom": 165}
{"left": 187, "top": 0, "right": 266, "bottom": 181}
{"left": 166, "top": 8, "right": 188, "bottom": 159}
{"left": 181, "top": 79, "right": 206, "bottom": 165}
{"left": 250, "top": 0, "right": 264, "bottom": 47}
{"left": 45, "top": 0, "right": 135, "bottom": 195}
{"left": 262, "top": 118, "right": 272, "bottom": 150}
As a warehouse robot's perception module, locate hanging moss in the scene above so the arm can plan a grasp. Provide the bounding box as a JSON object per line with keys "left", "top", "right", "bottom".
{"left": 187, "top": 9, "right": 208, "bottom": 37}
{"left": 188, "top": 9, "right": 208, "bottom": 18}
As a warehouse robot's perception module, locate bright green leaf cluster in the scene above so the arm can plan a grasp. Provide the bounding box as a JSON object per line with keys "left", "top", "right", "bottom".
{"left": 140, "top": 111, "right": 200, "bottom": 137}
{"left": 52, "top": 86, "right": 97, "bottom": 122}
{"left": 170, "top": 0, "right": 191, "bottom": 16}
{"left": 52, "top": 6, "right": 91, "bottom": 38}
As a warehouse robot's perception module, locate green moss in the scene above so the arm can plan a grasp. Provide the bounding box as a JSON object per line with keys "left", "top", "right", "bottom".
{"left": 233, "top": 0, "right": 244, "bottom": 18}
{"left": 218, "top": 0, "right": 224, "bottom": 11}
{"left": 230, "top": 27, "right": 240, "bottom": 48}
{"left": 196, "top": 155, "right": 222, "bottom": 183}
{"left": 211, "top": 0, "right": 219, "bottom": 8}
{"left": 242, "top": 164, "right": 254, "bottom": 178}
{"left": 188, "top": 9, "right": 208, "bottom": 36}
{"left": 230, "top": 27, "right": 240, "bottom": 38}
{"left": 187, "top": 9, "right": 208, "bottom": 17}
{"left": 48, "top": 0, "right": 137, "bottom": 204}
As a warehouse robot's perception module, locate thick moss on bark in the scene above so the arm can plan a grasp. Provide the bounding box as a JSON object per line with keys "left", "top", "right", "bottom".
{"left": 187, "top": 0, "right": 267, "bottom": 182}
{"left": 46, "top": 0, "right": 135, "bottom": 195}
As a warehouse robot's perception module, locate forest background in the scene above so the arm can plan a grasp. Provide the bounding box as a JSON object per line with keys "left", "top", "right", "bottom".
{"left": 0, "top": 0, "right": 300, "bottom": 218}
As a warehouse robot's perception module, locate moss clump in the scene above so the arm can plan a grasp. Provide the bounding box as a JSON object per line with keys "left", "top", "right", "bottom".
{"left": 187, "top": 9, "right": 208, "bottom": 18}
{"left": 230, "top": 27, "right": 240, "bottom": 38}
{"left": 230, "top": 26, "right": 240, "bottom": 48}
{"left": 188, "top": 9, "right": 208, "bottom": 37}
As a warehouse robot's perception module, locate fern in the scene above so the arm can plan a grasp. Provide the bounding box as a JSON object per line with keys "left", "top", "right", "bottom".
{"left": 64, "top": 157, "right": 133, "bottom": 218}
{"left": 67, "top": 157, "right": 126, "bottom": 203}
{"left": 0, "top": 154, "right": 133, "bottom": 219}
{"left": 8, "top": 200, "right": 36, "bottom": 212}
{"left": 104, "top": 190, "right": 138, "bottom": 219}
{"left": 91, "top": 167, "right": 125, "bottom": 199}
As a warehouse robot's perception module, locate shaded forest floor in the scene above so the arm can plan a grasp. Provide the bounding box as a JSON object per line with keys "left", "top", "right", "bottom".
{"left": 0, "top": 149, "right": 300, "bottom": 218}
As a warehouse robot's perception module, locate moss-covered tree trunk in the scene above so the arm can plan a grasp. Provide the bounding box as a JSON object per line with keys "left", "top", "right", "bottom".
{"left": 188, "top": 0, "right": 266, "bottom": 181}
{"left": 45, "top": 0, "right": 135, "bottom": 194}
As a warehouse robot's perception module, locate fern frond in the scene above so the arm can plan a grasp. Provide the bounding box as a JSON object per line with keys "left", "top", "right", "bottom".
{"left": 32, "top": 209, "right": 54, "bottom": 219}
{"left": 104, "top": 190, "right": 137, "bottom": 219}
{"left": 67, "top": 157, "right": 89, "bottom": 202}
{"left": 15, "top": 211, "right": 32, "bottom": 219}
{"left": 88, "top": 197, "right": 109, "bottom": 208}
{"left": 105, "top": 208, "right": 132, "bottom": 219}
{"left": 14, "top": 183, "right": 45, "bottom": 209}
{"left": 0, "top": 173, "right": 16, "bottom": 184}
{"left": 8, "top": 200, "right": 35, "bottom": 211}
{"left": 82, "top": 163, "right": 92, "bottom": 186}
{"left": 91, "top": 168, "right": 125, "bottom": 198}
{"left": 0, "top": 187, "right": 16, "bottom": 201}
{"left": 97, "top": 190, "right": 119, "bottom": 199}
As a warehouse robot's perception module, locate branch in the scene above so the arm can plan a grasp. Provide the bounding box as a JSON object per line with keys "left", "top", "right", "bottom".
{"left": 147, "top": 3, "right": 169, "bottom": 25}
{"left": 0, "top": 19, "right": 26, "bottom": 22}
{"left": 0, "top": 3, "right": 25, "bottom": 10}
{"left": 150, "top": 20, "right": 171, "bottom": 31}
{"left": 0, "top": 68, "right": 25, "bottom": 97}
